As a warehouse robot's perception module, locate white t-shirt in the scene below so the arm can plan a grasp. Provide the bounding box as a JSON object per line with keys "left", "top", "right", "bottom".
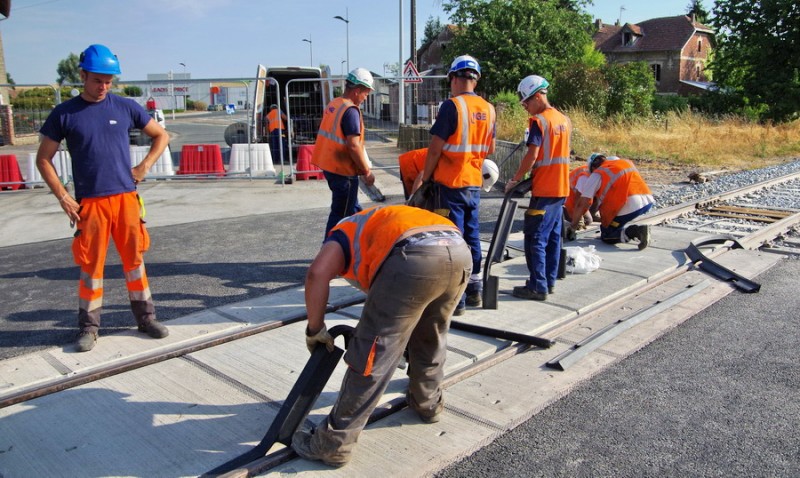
{"left": 578, "top": 158, "right": 654, "bottom": 216}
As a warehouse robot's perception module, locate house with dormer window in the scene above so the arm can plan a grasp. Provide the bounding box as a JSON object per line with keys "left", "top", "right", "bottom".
{"left": 593, "top": 14, "right": 715, "bottom": 95}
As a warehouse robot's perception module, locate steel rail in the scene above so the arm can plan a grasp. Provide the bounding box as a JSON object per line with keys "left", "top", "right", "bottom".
{"left": 0, "top": 297, "right": 366, "bottom": 409}
{"left": 631, "top": 170, "right": 800, "bottom": 226}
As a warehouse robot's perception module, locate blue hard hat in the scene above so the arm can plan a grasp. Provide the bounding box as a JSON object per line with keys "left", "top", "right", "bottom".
{"left": 448, "top": 55, "right": 481, "bottom": 79}
{"left": 79, "top": 44, "right": 121, "bottom": 75}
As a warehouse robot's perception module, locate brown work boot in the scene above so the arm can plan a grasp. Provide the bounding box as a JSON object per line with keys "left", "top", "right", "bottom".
{"left": 636, "top": 225, "right": 651, "bottom": 250}
{"left": 137, "top": 320, "right": 169, "bottom": 338}
{"left": 76, "top": 331, "right": 97, "bottom": 352}
{"left": 407, "top": 392, "right": 444, "bottom": 424}
{"left": 291, "top": 428, "right": 350, "bottom": 468}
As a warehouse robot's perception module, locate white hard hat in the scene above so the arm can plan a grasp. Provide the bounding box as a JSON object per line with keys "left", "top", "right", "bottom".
{"left": 346, "top": 67, "right": 374, "bottom": 90}
{"left": 449, "top": 55, "right": 481, "bottom": 80}
{"left": 517, "top": 75, "right": 550, "bottom": 102}
{"left": 482, "top": 159, "right": 499, "bottom": 192}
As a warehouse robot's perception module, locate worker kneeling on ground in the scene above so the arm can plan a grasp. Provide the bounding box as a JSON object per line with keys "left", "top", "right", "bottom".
{"left": 570, "top": 153, "right": 655, "bottom": 249}
{"left": 292, "top": 205, "right": 472, "bottom": 467}
{"left": 563, "top": 163, "right": 596, "bottom": 240}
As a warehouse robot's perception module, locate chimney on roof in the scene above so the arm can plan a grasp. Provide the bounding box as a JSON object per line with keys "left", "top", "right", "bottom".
{"left": 691, "top": 13, "right": 696, "bottom": 23}
{"left": 595, "top": 19, "right": 603, "bottom": 30}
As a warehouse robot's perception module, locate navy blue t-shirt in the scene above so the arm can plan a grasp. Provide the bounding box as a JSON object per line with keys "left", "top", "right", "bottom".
{"left": 341, "top": 107, "right": 362, "bottom": 137}
{"left": 526, "top": 119, "right": 543, "bottom": 147}
{"left": 40, "top": 94, "right": 152, "bottom": 199}
{"left": 429, "top": 97, "right": 459, "bottom": 140}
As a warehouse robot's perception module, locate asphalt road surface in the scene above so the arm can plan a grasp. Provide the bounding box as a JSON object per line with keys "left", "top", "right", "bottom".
{"left": 0, "top": 199, "right": 506, "bottom": 360}
{"left": 436, "top": 257, "right": 800, "bottom": 478}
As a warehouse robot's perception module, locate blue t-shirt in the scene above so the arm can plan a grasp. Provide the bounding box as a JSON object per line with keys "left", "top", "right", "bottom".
{"left": 341, "top": 106, "right": 362, "bottom": 137}
{"left": 430, "top": 97, "right": 459, "bottom": 140}
{"left": 40, "top": 94, "right": 152, "bottom": 199}
{"left": 526, "top": 119, "right": 543, "bottom": 147}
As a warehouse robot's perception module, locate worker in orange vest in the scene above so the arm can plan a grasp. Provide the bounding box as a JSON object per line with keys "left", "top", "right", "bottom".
{"left": 292, "top": 205, "right": 471, "bottom": 467}
{"left": 417, "top": 55, "right": 496, "bottom": 314}
{"left": 312, "top": 67, "right": 376, "bottom": 238}
{"left": 563, "top": 164, "right": 596, "bottom": 239}
{"left": 570, "top": 154, "right": 655, "bottom": 249}
{"left": 265, "top": 104, "right": 289, "bottom": 164}
{"left": 505, "top": 75, "right": 571, "bottom": 301}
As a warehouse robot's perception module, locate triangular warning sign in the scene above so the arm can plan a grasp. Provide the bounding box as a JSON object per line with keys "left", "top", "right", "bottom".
{"left": 403, "top": 60, "right": 423, "bottom": 83}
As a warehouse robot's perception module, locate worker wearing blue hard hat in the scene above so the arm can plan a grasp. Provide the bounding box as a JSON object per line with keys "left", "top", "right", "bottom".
{"left": 414, "top": 54, "right": 496, "bottom": 315}
{"left": 36, "top": 44, "right": 171, "bottom": 352}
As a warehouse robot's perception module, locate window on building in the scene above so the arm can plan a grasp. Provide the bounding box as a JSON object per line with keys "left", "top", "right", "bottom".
{"left": 696, "top": 64, "right": 702, "bottom": 78}
{"left": 651, "top": 63, "right": 661, "bottom": 83}
{"left": 697, "top": 39, "right": 702, "bottom": 52}
{"left": 623, "top": 32, "right": 634, "bottom": 46}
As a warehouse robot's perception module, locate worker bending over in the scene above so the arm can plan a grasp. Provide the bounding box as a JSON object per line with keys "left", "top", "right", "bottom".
{"left": 292, "top": 205, "right": 472, "bottom": 467}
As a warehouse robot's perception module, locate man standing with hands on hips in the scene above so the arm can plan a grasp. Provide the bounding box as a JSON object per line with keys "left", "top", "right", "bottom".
{"left": 312, "top": 67, "right": 376, "bottom": 239}
{"left": 416, "top": 55, "right": 496, "bottom": 315}
{"left": 36, "top": 44, "right": 171, "bottom": 352}
{"left": 505, "top": 75, "right": 572, "bottom": 302}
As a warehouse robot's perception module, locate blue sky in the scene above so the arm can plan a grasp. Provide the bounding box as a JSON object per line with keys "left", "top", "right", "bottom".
{"left": 1, "top": 0, "right": 702, "bottom": 84}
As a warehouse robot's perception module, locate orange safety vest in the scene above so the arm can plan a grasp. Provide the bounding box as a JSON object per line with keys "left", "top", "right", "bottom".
{"left": 332, "top": 205, "right": 460, "bottom": 291}
{"left": 529, "top": 107, "right": 571, "bottom": 198}
{"left": 311, "top": 97, "right": 365, "bottom": 176}
{"left": 564, "top": 164, "right": 591, "bottom": 215}
{"left": 266, "top": 109, "right": 285, "bottom": 133}
{"left": 434, "top": 94, "right": 496, "bottom": 189}
{"left": 593, "top": 158, "right": 652, "bottom": 227}
{"left": 399, "top": 148, "right": 427, "bottom": 196}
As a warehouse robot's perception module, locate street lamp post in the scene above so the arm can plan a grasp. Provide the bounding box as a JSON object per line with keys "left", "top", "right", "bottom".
{"left": 179, "top": 62, "right": 187, "bottom": 112}
{"left": 333, "top": 8, "right": 350, "bottom": 72}
{"left": 301, "top": 38, "right": 313, "bottom": 66}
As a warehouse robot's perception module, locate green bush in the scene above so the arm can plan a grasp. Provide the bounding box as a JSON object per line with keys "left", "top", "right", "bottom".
{"left": 603, "top": 62, "right": 655, "bottom": 117}
{"left": 552, "top": 64, "right": 608, "bottom": 116}
{"left": 652, "top": 94, "right": 689, "bottom": 114}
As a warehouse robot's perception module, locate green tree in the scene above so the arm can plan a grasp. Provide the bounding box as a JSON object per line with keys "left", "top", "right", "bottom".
{"left": 603, "top": 61, "right": 655, "bottom": 117}
{"left": 442, "top": 0, "right": 594, "bottom": 97}
{"left": 5, "top": 72, "right": 14, "bottom": 86}
{"left": 422, "top": 15, "right": 444, "bottom": 46}
{"left": 123, "top": 85, "right": 143, "bottom": 97}
{"left": 710, "top": 0, "right": 800, "bottom": 122}
{"left": 56, "top": 53, "right": 81, "bottom": 85}
{"left": 552, "top": 64, "right": 609, "bottom": 116}
{"left": 686, "top": 0, "right": 710, "bottom": 24}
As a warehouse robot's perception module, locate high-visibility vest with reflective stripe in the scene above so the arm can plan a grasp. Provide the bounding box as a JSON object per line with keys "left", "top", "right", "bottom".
{"left": 266, "top": 109, "right": 285, "bottom": 133}
{"left": 312, "top": 97, "right": 365, "bottom": 176}
{"left": 434, "top": 94, "right": 496, "bottom": 189}
{"left": 593, "top": 158, "right": 652, "bottom": 227}
{"left": 565, "top": 164, "right": 591, "bottom": 215}
{"left": 529, "top": 107, "right": 571, "bottom": 198}
{"left": 332, "top": 205, "right": 460, "bottom": 291}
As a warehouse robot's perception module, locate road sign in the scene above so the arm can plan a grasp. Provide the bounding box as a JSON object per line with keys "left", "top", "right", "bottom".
{"left": 403, "top": 60, "right": 423, "bottom": 83}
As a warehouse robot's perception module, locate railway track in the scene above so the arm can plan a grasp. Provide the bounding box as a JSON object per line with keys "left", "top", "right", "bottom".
{"left": 2, "top": 168, "right": 799, "bottom": 477}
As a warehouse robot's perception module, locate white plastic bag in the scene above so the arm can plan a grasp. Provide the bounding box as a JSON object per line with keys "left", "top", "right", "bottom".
{"left": 564, "top": 245, "right": 602, "bottom": 274}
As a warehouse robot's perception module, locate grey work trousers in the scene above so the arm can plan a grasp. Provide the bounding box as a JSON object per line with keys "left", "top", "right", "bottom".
{"left": 308, "top": 240, "right": 472, "bottom": 462}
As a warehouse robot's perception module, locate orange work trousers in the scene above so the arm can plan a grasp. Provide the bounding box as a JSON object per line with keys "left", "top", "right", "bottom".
{"left": 72, "top": 191, "right": 154, "bottom": 333}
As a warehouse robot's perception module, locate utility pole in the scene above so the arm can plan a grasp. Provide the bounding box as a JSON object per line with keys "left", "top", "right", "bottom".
{"left": 411, "top": 0, "right": 418, "bottom": 124}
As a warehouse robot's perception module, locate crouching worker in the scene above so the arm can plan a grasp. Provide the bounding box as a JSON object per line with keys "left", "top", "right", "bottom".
{"left": 571, "top": 154, "right": 655, "bottom": 249}
{"left": 292, "top": 205, "right": 472, "bottom": 467}
{"left": 563, "top": 163, "right": 595, "bottom": 240}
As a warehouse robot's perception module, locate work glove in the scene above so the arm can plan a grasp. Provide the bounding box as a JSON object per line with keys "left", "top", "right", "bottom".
{"left": 305, "top": 324, "right": 335, "bottom": 353}
{"left": 565, "top": 224, "right": 578, "bottom": 242}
